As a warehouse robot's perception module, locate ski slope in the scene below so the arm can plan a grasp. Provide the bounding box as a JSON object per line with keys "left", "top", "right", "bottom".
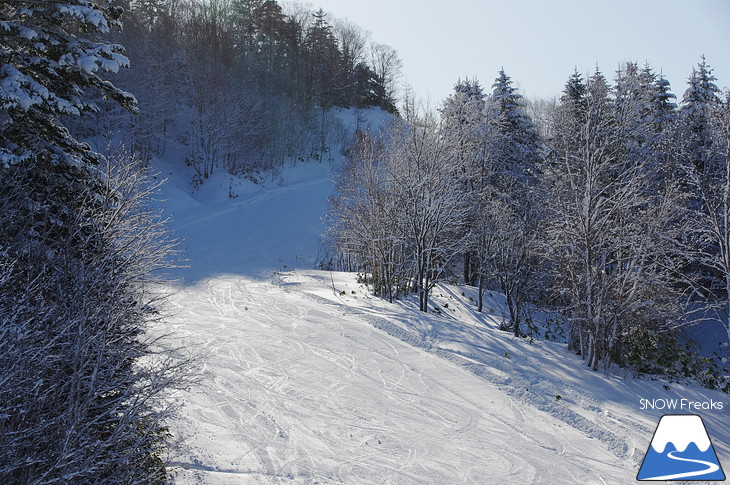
{"left": 149, "top": 154, "right": 730, "bottom": 484}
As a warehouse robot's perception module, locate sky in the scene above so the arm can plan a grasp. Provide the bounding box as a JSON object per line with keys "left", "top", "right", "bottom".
{"left": 301, "top": 0, "right": 730, "bottom": 104}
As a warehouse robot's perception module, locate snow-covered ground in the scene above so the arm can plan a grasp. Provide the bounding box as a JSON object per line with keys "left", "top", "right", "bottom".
{"left": 147, "top": 113, "right": 730, "bottom": 484}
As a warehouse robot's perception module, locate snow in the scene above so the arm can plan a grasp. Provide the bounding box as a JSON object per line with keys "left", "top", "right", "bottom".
{"left": 57, "top": 4, "right": 109, "bottom": 32}
{"left": 146, "top": 108, "right": 730, "bottom": 484}
{"left": 17, "top": 25, "right": 37, "bottom": 40}
{"left": 76, "top": 55, "right": 98, "bottom": 74}
{"left": 331, "top": 107, "right": 393, "bottom": 135}
{"left": 0, "top": 64, "right": 49, "bottom": 110}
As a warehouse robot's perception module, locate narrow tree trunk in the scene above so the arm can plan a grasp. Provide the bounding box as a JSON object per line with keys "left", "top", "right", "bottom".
{"left": 421, "top": 270, "right": 430, "bottom": 312}
{"left": 463, "top": 251, "right": 471, "bottom": 285}
{"left": 590, "top": 334, "right": 600, "bottom": 371}
{"left": 477, "top": 273, "right": 484, "bottom": 313}
{"left": 578, "top": 329, "right": 585, "bottom": 358}
{"left": 587, "top": 333, "right": 594, "bottom": 368}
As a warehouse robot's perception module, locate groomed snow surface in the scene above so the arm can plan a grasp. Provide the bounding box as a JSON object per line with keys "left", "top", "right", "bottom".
{"left": 147, "top": 122, "right": 730, "bottom": 484}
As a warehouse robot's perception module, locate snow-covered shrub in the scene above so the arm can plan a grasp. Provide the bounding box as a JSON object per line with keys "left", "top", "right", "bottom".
{"left": 1, "top": 2, "right": 185, "bottom": 481}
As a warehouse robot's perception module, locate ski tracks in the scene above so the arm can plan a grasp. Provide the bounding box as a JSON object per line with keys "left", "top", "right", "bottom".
{"left": 158, "top": 272, "right": 643, "bottom": 484}
{"left": 281, "top": 271, "right": 651, "bottom": 483}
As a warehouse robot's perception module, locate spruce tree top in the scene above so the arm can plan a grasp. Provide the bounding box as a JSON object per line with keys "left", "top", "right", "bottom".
{"left": 0, "top": 0, "right": 136, "bottom": 169}
{"left": 681, "top": 55, "right": 720, "bottom": 113}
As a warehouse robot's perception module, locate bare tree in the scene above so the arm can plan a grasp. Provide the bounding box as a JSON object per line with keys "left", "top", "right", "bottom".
{"left": 370, "top": 42, "right": 402, "bottom": 107}
{"left": 0, "top": 151, "right": 188, "bottom": 483}
{"left": 334, "top": 18, "right": 369, "bottom": 70}
{"left": 387, "top": 112, "right": 471, "bottom": 311}
{"left": 330, "top": 108, "right": 470, "bottom": 311}
{"left": 329, "top": 130, "right": 407, "bottom": 301}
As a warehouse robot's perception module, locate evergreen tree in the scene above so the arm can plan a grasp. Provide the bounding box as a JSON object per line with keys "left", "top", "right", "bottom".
{"left": 614, "top": 62, "right": 646, "bottom": 155}
{"left": 486, "top": 70, "right": 543, "bottom": 335}
{"left": 680, "top": 55, "right": 722, "bottom": 174}
{"left": 545, "top": 66, "right": 686, "bottom": 371}
{"left": 442, "top": 78, "right": 488, "bottom": 286}
{"left": 650, "top": 71, "right": 678, "bottom": 133}
{"left": 0, "top": 0, "right": 135, "bottom": 169}
{"left": 641, "top": 67, "right": 677, "bottom": 190}
{"left": 303, "top": 8, "right": 342, "bottom": 106}
{"left": 492, "top": 71, "right": 528, "bottom": 127}
{"left": 674, "top": 60, "right": 730, "bottom": 347}
{"left": 561, "top": 68, "right": 588, "bottom": 116}
{"left": 442, "top": 77, "right": 488, "bottom": 191}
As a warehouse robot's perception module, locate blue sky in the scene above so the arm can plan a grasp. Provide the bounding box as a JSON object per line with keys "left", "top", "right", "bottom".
{"left": 306, "top": 0, "right": 730, "bottom": 103}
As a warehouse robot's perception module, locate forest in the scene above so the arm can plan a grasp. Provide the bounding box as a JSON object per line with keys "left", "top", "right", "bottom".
{"left": 104, "top": 0, "right": 401, "bottom": 178}
{"left": 1, "top": 0, "right": 729, "bottom": 482}
{"left": 329, "top": 60, "right": 730, "bottom": 380}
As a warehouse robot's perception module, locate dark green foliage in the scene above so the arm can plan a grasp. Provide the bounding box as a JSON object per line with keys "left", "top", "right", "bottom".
{"left": 621, "top": 326, "right": 730, "bottom": 393}
{"left": 0, "top": 0, "right": 136, "bottom": 168}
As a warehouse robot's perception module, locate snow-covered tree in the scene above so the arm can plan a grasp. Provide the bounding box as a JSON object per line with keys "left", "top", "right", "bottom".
{"left": 674, "top": 66, "right": 730, "bottom": 348}
{"left": 680, "top": 55, "right": 722, "bottom": 175}
{"left": 441, "top": 78, "right": 490, "bottom": 284}
{"left": 1, "top": 2, "right": 184, "bottom": 481}
{"left": 648, "top": 69, "right": 678, "bottom": 134}
{"left": 479, "top": 195, "right": 542, "bottom": 336}
{"left": 490, "top": 69, "right": 542, "bottom": 179}
{"left": 330, "top": 109, "right": 470, "bottom": 312}
{"left": 329, "top": 129, "right": 409, "bottom": 301}
{"left": 544, "top": 67, "right": 686, "bottom": 371}
{"left": 475, "top": 70, "right": 543, "bottom": 333}
{"left": 672, "top": 58, "right": 725, "bottom": 306}
{"left": 389, "top": 112, "right": 471, "bottom": 312}
{"left": 1, "top": 0, "right": 135, "bottom": 168}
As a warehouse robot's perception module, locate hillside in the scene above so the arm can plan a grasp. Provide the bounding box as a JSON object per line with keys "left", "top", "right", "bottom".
{"left": 146, "top": 119, "right": 730, "bottom": 484}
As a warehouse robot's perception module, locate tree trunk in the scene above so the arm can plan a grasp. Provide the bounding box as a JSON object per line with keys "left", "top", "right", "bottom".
{"left": 477, "top": 273, "right": 484, "bottom": 313}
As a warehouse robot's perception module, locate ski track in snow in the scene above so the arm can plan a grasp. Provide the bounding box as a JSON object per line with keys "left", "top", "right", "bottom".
{"left": 159, "top": 277, "right": 623, "bottom": 484}
{"left": 148, "top": 157, "right": 729, "bottom": 484}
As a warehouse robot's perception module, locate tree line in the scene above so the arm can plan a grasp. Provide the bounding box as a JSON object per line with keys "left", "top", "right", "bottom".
{"left": 94, "top": 0, "right": 402, "bottom": 181}
{"left": 329, "top": 58, "right": 730, "bottom": 383}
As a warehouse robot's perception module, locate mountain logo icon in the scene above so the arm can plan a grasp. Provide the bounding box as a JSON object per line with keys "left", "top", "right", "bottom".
{"left": 637, "top": 414, "right": 726, "bottom": 481}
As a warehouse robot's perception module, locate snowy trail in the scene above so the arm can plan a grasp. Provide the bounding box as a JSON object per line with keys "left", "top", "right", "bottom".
{"left": 160, "top": 277, "right": 631, "bottom": 484}
{"left": 167, "top": 171, "right": 333, "bottom": 282}
{"left": 149, "top": 161, "right": 729, "bottom": 484}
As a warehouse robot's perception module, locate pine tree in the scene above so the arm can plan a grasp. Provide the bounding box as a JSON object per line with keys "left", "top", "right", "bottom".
{"left": 614, "top": 62, "right": 646, "bottom": 154}
{"left": 303, "top": 8, "right": 342, "bottom": 106}
{"left": 1, "top": 0, "right": 135, "bottom": 169}
{"left": 484, "top": 70, "right": 543, "bottom": 335}
{"left": 545, "top": 66, "right": 685, "bottom": 371}
{"left": 650, "top": 72, "right": 678, "bottom": 133}
{"left": 674, "top": 60, "right": 730, "bottom": 348}
{"left": 442, "top": 77, "right": 488, "bottom": 192}
{"left": 561, "top": 68, "right": 588, "bottom": 115}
